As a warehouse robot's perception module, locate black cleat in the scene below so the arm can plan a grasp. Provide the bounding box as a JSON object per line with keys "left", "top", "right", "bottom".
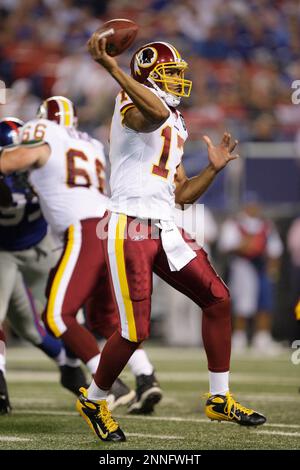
{"left": 107, "top": 378, "right": 135, "bottom": 411}
{"left": 205, "top": 392, "right": 266, "bottom": 426}
{"left": 60, "top": 365, "right": 88, "bottom": 396}
{"left": 127, "top": 372, "right": 162, "bottom": 415}
{"left": 0, "top": 370, "right": 12, "bottom": 415}
{"left": 76, "top": 387, "right": 126, "bottom": 442}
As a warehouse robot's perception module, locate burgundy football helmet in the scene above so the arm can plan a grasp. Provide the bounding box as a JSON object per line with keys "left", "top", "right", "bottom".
{"left": 37, "top": 96, "right": 77, "bottom": 128}
{"left": 130, "top": 42, "right": 192, "bottom": 106}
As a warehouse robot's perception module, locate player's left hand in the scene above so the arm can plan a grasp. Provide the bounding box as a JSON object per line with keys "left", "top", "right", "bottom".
{"left": 202, "top": 132, "right": 239, "bottom": 173}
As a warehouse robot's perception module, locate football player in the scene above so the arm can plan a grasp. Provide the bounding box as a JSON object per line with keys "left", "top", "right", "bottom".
{"left": 0, "top": 101, "right": 162, "bottom": 412}
{"left": 0, "top": 101, "right": 116, "bottom": 388}
{"left": 0, "top": 117, "right": 87, "bottom": 414}
{"left": 75, "top": 35, "right": 267, "bottom": 442}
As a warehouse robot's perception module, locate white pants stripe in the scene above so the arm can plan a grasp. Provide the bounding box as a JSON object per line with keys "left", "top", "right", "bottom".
{"left": 48, "top": 221, "right": 82, "bottom": 336}
{"left": 107, "top": 213, "right": 129, "bottom": 340}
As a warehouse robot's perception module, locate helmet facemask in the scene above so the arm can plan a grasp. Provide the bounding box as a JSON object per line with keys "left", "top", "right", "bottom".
{"left": 148, "top": 62, "right": 192, "bottom": 107}
{"left": 132, "top": 42, "right": 192, "bottom": 108}
{"left": 150, "top": 62, "right": 192, "bottom": 99}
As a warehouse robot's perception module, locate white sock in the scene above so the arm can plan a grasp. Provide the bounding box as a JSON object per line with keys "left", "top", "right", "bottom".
{"left": 54, "top": 348, "right": 66, "bottom": 366}
{"left": 209, "top": 371, "right": 229, "bottom": 396}
{"left": 0, "top": 354, "right": 5, "bottom": 375}
{"left": 86, "top": 353, "right": 101, "bottom": 375}
{"left": 0, "top": 340, "right": 6, "bottom": 375}
{"left": 65, "top": 357, "right": 81, "bottom": 368}
{"left": 87, "top": 379, "right": 108, "bottom": 401}
{"left": 128, "top": 349, "right": 154, "bottom": 377}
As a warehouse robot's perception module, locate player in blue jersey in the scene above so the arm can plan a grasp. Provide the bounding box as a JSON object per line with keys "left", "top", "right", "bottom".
{"left": 0, "top": 118, "right": 88, "bottom": 414}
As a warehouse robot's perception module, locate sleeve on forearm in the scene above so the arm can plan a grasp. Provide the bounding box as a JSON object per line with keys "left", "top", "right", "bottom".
{"left": 19, "top": 118, "right": 60, "bottom": 152}
{"left": 19, "top": 140, "right": 46, "bottom": 148}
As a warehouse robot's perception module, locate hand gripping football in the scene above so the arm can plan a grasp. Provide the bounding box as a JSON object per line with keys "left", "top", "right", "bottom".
{"left": 96, "top": 19, "right": 138, "bottom": 57}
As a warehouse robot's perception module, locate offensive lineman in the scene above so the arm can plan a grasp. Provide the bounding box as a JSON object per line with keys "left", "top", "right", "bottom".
{"left": 0, "top": 99, "right": 162, "bottom": 412}
{"left": 0, "top": 117, "right": 86, "bottom": 412}
{"left": 0, "top": 102, "right": 107, "bottom": 381}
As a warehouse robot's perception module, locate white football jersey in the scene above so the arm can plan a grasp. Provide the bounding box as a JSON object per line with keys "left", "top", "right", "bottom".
{"left": 109, "top": 87, "right": 188, "bottom": 220}
{"left": 19, "top": 118, "right": 108, "bottom": 236}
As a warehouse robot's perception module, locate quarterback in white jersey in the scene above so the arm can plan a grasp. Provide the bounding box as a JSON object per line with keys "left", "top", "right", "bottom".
{"left": 74, "top": 34, "right": 266, "bottom": 443}
{"left": 109, "top": 87, "right": 188, "bottom": 220}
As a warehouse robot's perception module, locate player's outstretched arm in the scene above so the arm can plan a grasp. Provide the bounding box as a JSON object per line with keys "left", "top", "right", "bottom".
{"left": 175, "top": 132, "right": 239, "bottom": 206}
{"left": 87, "top": 34, "right": 169, "bottom": 132}
{"left": 0, "top": 144, "right": 50, "bottom": 175}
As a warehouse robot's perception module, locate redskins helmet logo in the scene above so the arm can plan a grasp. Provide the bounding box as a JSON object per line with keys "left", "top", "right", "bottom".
{"left": 136, "top": 47, "right": 158, "bottom": 68}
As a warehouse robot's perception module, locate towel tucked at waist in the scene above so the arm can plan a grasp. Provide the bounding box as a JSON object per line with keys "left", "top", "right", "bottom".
{"left": 156, "top": 220, "right": 196, "bottom": 271}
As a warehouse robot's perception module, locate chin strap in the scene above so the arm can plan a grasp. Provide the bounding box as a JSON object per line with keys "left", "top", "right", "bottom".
{"left": 147, "top": 79, "right": 181, "bottom": 108}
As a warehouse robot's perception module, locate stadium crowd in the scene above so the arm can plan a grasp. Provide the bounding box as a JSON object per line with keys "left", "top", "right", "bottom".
{"left": 1, "top": 0, "right": 300, "bottom": 143}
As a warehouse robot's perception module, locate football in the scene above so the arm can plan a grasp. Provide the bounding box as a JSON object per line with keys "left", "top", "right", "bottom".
{"left": 96, "top": 19, "right": 138, "bottom": 57}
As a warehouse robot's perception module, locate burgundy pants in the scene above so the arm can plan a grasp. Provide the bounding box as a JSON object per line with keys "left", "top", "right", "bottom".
{"left": 105, "top": 212, "right": 231, "bottom": 372}
{"left": 42, "top": 217, "right": 118, "bottom": 363}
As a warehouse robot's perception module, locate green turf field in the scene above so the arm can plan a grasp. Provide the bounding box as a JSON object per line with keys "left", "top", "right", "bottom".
{"left": 0, "top": 345, "right": 299, "bottom": 450}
